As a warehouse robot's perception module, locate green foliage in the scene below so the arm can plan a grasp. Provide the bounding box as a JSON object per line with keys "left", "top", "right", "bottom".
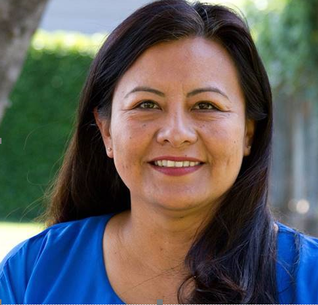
{"left": 0, "top": 31, "right": 105, "bottom": 221}
{"left": 245, "top": 0, "right": 318, "bottom": 100}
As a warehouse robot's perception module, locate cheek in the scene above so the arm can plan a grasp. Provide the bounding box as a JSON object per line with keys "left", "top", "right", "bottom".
{"left": 202, "top": 120, "right": 246, "bottom": 162}
{"left": 112, "top": 118, "right": 149, "bottom": 147}
{"left": 111, "top": 120, "right": 152, "bottom": 176}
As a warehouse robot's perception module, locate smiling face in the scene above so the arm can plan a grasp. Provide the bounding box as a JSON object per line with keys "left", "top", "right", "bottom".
{"left": 94, "top": 37, "right": 255, "bottom": 215}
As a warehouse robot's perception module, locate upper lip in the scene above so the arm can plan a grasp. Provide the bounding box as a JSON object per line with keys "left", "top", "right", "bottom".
{"left": 149, "top": 156, "right": 204, "bottom": 163}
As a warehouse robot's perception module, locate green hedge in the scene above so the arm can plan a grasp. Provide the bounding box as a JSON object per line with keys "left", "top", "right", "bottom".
{"left": 0, "top": 31, "right": 106, "bottom": 222}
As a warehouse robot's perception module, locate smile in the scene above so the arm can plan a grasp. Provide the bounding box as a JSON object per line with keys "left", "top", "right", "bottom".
{"left": 154, "top": 160, "right": 201, "bottom": 167}
{"left": 149, "top": 161, "right": 203, "bottom": 176}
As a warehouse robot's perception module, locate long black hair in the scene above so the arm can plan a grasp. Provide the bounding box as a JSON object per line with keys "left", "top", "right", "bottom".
{"left": 42, "top": 0, "right": 278, "bottom": 302}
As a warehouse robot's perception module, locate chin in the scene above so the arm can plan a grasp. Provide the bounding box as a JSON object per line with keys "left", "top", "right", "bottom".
{"left": 152, "top": 197, "right": 212, "bottom": 212}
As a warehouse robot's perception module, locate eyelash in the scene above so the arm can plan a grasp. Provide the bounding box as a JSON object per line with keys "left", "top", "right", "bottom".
{"left": 193, "top": 102, "right": 219, "bottom": 110}
{"left": 136, "top": 100, "right": 160, "bottom": 109}
{"left": 135, "top": 100, "right": 219, "bottom": 111}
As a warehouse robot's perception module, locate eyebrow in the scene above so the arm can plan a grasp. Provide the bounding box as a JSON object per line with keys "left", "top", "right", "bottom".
{"left": 124, "top": 86, "right": 229, "bottom": 100}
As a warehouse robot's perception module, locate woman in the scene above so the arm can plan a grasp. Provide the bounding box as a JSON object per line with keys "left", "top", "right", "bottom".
{"left": 1, "top": 0, "right": 318, "bottom": 303}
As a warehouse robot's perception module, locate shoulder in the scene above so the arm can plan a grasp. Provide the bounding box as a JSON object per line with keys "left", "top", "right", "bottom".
{"left": 276, "top": 221, "right": 318, "bottom": 302}
{"left": 0, "top": 213, "right": 116, "bottom": 304}
{"left": 277, "top": 221, "right": 318, "bottom": 256}
{"left": 0, "top": 213, "right": 114, "bottom": 277}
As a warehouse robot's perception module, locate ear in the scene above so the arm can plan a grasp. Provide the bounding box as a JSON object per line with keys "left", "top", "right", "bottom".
{"left": 93, "top": 107, "right": 113, "bottom": 158}
{"left": 243, "top": 119, "right": 255, "bottom": 157}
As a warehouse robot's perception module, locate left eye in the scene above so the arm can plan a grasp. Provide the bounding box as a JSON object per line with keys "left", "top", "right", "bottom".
{"left": 193, "top": 102, "right": 218, "bottom": 110}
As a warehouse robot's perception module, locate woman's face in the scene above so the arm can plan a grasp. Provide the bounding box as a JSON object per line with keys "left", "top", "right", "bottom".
{"left": 95, "top": 37, "right": 254, "bottom": 214}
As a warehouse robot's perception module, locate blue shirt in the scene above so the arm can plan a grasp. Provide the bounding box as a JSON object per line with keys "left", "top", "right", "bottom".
{"left": 0, "top": 213, "right": 317, "bottom": 304}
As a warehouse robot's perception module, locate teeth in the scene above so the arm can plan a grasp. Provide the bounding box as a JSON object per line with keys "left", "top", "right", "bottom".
{"left": 167, "top": 160, "right": 174, "bottom": 167}
{"left": 154, "top": 160, "right": 201, "bottom": 167}
{"left": 175, "top": 161, "right": 183, "bottom": 167}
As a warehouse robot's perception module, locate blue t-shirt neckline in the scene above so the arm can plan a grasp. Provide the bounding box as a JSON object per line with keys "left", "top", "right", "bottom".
{"left": 98, "top": 214, "right": 295, "bottom": 304}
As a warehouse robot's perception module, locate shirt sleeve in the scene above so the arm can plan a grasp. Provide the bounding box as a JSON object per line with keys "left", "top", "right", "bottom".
{"left": 296, "top": 232, "right": 318, "bottom": 303}
{"left": 0, "top": 241, "right": 28, "bottom": 304}
{"left": 0, "top": 268, "right": 18, "bottom": 304}
{"left": 0, "top": 234, "right": 46, "bottom": 304}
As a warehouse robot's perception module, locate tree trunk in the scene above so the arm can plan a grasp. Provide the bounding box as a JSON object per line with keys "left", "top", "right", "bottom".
{"left": 0, "top": 0, "right": 49, "bottom": 124}
{"left": 303, "top": 98, "right": 318, "bottom": 234}
{"left": 272, "top": 95, "right": 318, "bottom": 235}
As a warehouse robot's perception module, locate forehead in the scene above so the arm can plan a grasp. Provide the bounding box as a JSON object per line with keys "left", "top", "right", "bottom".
{"left": 114, "top": 37, "right": 243, "bottom": 103}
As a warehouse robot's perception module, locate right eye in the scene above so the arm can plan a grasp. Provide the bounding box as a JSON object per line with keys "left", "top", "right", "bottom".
{"left": 136, "top": 100, "right": 160, "bottom": 109}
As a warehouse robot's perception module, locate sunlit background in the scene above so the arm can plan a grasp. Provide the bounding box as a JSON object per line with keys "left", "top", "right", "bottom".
{"left": 1, "top": 0, "right": 317, "bottom": 260}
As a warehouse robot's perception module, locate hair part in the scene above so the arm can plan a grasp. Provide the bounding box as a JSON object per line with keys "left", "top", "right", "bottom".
{"left": 41, "top": 0, "right": 279, "bottom": 302}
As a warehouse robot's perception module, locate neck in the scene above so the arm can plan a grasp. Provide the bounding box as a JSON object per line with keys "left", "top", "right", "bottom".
{"left": 116, "top": 203, "right": 214, "bottom": 276}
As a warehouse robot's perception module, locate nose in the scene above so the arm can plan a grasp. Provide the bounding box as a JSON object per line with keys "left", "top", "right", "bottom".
{"left": 156, "top": 108, "right": 198, "bottom": 147}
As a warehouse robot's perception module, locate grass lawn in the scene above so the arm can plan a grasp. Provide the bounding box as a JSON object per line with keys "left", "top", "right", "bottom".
{"left": 0, "top": 222, "right": 44, "bottom": 261}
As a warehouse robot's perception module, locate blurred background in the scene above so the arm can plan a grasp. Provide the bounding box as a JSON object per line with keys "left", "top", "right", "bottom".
{"left": 0, "top": 0, "right": 317, "bottom": 260}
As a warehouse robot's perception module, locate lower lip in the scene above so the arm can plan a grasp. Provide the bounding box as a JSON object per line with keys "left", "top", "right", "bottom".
{"left": 149, "top": 163, "right": 203, "bottom": 176}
